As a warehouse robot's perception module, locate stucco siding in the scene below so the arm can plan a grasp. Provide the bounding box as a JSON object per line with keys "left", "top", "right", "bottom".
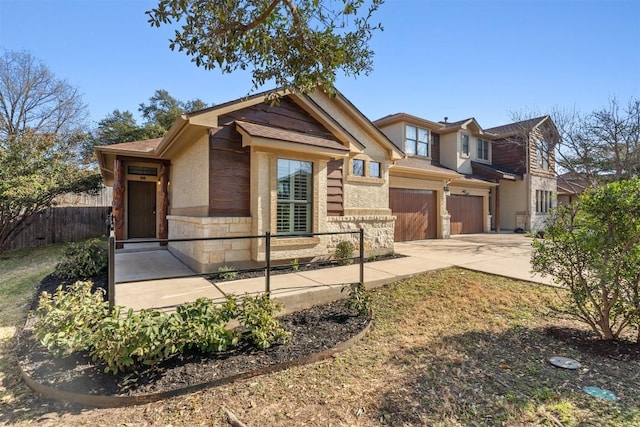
{"left": 170, "top": 134, "right": 209, "bottom": 216}
{"left": 499, "top": 179, "right": 528, "bottom": 230}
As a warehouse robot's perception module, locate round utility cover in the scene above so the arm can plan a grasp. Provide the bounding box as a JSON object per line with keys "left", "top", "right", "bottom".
{"left": 548, "top": 356, "right": 582, "bottom": 370}
{"left": 583, "top": 386, "right": 619, "bottom": 401}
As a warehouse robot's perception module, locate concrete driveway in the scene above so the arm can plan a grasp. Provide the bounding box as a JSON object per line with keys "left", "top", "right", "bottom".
{"left": 394, "top": 233, "right": 554, "bottom": 286}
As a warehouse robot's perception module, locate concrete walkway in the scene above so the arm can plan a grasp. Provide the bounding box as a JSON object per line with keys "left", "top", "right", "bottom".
{"left": 114, "top": 233, "right": 554, "bottom": 313}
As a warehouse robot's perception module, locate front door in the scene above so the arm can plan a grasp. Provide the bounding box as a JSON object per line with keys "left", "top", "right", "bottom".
{"left": 128, "top": 181, "right": 156, "bottom": 238}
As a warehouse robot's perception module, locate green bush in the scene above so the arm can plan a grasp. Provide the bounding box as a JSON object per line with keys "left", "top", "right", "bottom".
{"left": 334, "top": 240, "right": 355, "bottom": 266}
{"left": 89, "top": 307, "right": 178, "bottom": 374}
{"left": 33, "top": 282, "right": 291, "bottom": 373}
{"left": 341, "top": 283, "right": 372, "bottom": 316}
{"left": 532, "top": 178, "right": 640, "bottom": 342}
{"left": 54, "top": 238, "right": 108, "bottom": 280}
{"left": 173, "top": 297, "right": 240, "bottom": 353}
{"left": 33, "top": 281, "right": 108, "bottom": 358}
{"left": 216, "top": 265, "right": 238, "bottom": 281}
{"left": 237, "top": 294, "right": 291, "bottom": 349}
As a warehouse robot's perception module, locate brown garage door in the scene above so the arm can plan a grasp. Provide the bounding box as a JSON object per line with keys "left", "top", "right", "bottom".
{"left": 448, "top": 195, "right": 483, "bottom": 235}
{"left": 390, "top": 188, "right": 437, "bottom": 241}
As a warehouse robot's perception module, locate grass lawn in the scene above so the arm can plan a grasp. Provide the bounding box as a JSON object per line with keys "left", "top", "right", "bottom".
{"left": 0, "top": 244, "right": 65, "bottom": 407}
{"left": 1, "top": 247, "right": 639, "bottom": 426}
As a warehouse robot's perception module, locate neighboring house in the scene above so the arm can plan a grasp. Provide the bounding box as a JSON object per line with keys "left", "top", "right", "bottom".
{"left": 374, "top": 114, "right": 496, "bottom": 241}
{"left": 375, "top": 114, "right": 560, "bottom": 238}
{"left": 556, "top": 171, "right": 590, "bottom": 205}
{"left": 96, "top": 89, "right": 403, "bottom": 273}
{"left": 483, "top": 116, "right": 560, "bottom": 232}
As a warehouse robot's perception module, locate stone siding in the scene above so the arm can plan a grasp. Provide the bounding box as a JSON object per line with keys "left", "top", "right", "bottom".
{"left": 326, "top": 215, "right": 395, "bottom": 256}
{"left": 167, "top": 215, "right": 252, "bottom": 273}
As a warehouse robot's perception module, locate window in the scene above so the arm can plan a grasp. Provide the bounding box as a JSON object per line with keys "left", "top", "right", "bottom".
{"left": 405, "top": 125, "right": 429, "bottom": 157}
{"left": 461, "top": 134, "right": 469, "bottom": 156}
{"left": 128, "top": 166, "right": 158, "bottom": 176}
{"left": 477, "top": 139, "right": 489, "bottom": 161}
{"left": 369, "top": 161, "right": 381, "bottom": 178}
{"left": 352, "top": 159, "right": 365, "bottom": 176}
{"left": 277, "top": 159, "right": 312, "bottom": 234}
{"left": 537, "top": 139, "right": 550, "bottom": 170}
{"left": 536, "top": 190, "right": 554, "bottom": 213}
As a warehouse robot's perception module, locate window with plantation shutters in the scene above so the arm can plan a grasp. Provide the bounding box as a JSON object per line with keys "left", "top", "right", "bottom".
{"left": 277, "top": 159, "right": 313, "bottom": 234}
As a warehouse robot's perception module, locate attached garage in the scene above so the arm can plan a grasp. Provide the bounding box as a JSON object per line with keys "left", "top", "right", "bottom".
{"left": 390, "top": 188, "right": 437, "bottom": 241}
{"left": 448, "top": 195, "right": 484, "bottom": 234}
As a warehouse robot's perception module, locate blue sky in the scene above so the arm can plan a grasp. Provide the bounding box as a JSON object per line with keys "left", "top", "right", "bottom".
{"left": 1, "top": 0, "right": 638, "bottom": 129}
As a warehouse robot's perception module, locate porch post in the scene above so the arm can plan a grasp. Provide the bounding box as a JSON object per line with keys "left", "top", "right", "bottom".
{"left": 113, "top": 158, "right": 125, "bottom": 249}
{"left": 158, "top": 162, "right": 170, "bottom": 246}
{"left": 494, "top": 182, "right": 501, "bottom": 233}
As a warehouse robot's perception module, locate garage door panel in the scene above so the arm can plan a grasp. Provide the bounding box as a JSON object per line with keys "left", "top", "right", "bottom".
{"left": 448, "top": 195, "right": 483, "bottom": 234}
{"left": 390, "top": 189, "right": 437, "bottom": 241}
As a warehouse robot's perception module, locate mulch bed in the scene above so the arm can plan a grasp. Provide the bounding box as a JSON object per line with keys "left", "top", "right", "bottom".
{"left": 544, "top": 326, "right": 640, "bottom": 361}
{"left": 18, "top": 274, "right": 371, "bottom": 399}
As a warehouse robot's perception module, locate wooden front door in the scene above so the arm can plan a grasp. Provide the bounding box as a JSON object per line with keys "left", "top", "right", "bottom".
{"left": 128, "top": 181, "right": 157, "bottom": 238}
{"left": 448, "top": 195, "right": 483, "bottom": 234}
{"left": 390, "top": 188, "right": 438, "bottom": 241}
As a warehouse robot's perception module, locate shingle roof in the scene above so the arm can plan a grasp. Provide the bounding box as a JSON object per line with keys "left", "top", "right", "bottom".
{"left": 393, "top": 157, "right": 461, "bottom": 177}
{"left": 485, "top": 116, "right": 548, "bottom": 137}
{"left": 101, "top": 138, "right": 163, "bottom": 153}
{"left": 235, "top": 121, "right": 349, "bottom": 152}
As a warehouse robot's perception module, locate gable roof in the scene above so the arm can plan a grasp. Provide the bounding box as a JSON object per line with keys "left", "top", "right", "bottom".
{"left": 485, "top": 116, "right": 549, "bottom": 137}
{"left": 235, "top": 120, "right": 349, "bottom": 153}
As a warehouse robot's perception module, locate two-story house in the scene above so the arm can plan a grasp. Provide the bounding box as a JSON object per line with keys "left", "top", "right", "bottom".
{"left": 375, "top": 114, "right": 560, "bottom": 240}
{"left": 481, "top": 116, "right": 560, "bottom": 231}
{"left": 374, "top": 114, "right": 496, "bottom": 241}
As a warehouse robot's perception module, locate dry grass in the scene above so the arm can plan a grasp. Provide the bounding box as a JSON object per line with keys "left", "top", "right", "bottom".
{"left": 2, "top": 266, "right": 640, "bottom": 426}
{"left": 0, "top": 244, "right": 65, "bottom": 408}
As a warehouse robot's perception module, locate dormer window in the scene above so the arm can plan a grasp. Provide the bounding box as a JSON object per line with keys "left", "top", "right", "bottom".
{"left": 405, "top": 125, "right": 429, "bottom": 157}
{"left": 461, "top": 134, "right": 470, "bottom": 156}
{"left": 477, "top": 139, "right": 489, "bottom": 161}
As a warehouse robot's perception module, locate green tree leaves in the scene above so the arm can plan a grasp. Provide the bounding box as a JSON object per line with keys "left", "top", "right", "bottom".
{"left": 531, "top": 178, "right": 640, "bottom": 341}
{"left": 146, "top": 0, "right": 384, "bottom": 95}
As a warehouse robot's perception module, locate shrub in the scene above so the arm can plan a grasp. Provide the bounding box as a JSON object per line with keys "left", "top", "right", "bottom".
{"left": 334, "top": 240, "right": 355, "bottom": 266}
{"left": 532, "top": 178, "right": 640, "bottom": 342}
{"left": 290, "top": 258, "right": 300, "bottom": 271}
{"left": 89, "top": 307, "right": 178, "bottom": 374}
{"left": 236, "top": 294, "right": 291, "bottom": 349}
{"left": 342, "top": 283, "right": 372, "bottom": 316}
{"left": 216, "top": 265, "right": 237, "bottom": 281}
{"left": 33, "top": 281, "right": 291, "bottom": 372}
{"left": 55, "top": 238, "right": 108, "bottom": 280}
{"left": 33, "top": 281, "right": 108, "bottom": 358}
{"left": 173, "top": 297, "right": 240, "bottom": 353}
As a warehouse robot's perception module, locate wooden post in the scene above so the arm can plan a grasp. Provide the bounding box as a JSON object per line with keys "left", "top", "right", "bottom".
{"left": 158, "top": 162, "right": 170, "bottom": 246}
{"left": 113, "top": 158, "right": 125, "bottom": 249}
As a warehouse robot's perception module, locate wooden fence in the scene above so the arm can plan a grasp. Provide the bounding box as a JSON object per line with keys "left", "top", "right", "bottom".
{"left": 6, "top": 206, "right": 112, "bottom": 251}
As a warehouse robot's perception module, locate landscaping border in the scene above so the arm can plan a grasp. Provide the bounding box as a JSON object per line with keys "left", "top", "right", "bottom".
{"left": 19, "top": 319, "right": 372, "bottom": 408}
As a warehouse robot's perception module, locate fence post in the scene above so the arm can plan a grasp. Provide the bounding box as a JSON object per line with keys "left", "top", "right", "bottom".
{"left": 265, "top": 231, "right": 271, "bottom": 296}
{"left": 108, "top": 233, "right": 115, "bottom": 312}
{"left": 359, "top": 228, "right": 364, "bottom": 287}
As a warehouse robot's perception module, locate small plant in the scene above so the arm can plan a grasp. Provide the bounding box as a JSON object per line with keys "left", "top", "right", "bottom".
{"left": 216, "top": 265, "right": 237, "bottom": 281}
{"left": 368, "top": 253, "right": 377, "bottom": 262}
{"left": 289, "top": 258, "right": 300, "bottom": 271}
{"left": 33, "top": 281, "right": 109, "bottom": 358}
{"left": 54, "top": 238, "right": 108, "bottom": 280}
{"left": 89, "top": 307, "right": 178, "bottom": 374}
{"left": 334, "top": 240, "right": 355, "bottom": 266}
{"left": 342, "top": 283, "right": 372, "bottom": 316}
{"left": 173, "top": 297, "right": 240, "bottom": 352}
{"left": 236, "top": 294, "right": 291, "bottom": 349}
